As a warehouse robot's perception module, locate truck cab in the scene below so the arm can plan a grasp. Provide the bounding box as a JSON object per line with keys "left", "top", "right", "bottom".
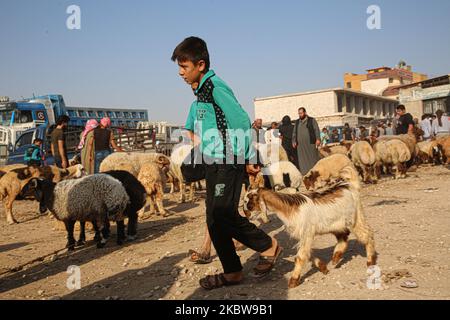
{"left": 6, "top": 125, "right": 81, "bottom": 165}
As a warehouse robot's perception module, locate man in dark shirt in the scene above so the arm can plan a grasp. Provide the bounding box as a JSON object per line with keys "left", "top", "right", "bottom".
{"left": 50, "top": 115, "right": 70, "bottom": 168}
{"left": 395, "top": 105, "right": 415, "bottom": 135}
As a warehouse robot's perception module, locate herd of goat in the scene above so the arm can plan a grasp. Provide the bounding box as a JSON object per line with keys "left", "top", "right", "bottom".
{"left": 0, "top": 129, "right": 448, "bottom": 288}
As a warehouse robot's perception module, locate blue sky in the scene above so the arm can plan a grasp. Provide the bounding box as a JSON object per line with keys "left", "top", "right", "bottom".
{"left": 1, "top": 0, "right": 450, "bottom": 124}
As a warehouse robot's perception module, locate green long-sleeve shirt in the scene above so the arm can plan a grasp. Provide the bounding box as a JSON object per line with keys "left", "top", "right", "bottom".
{"left": 185, "top": 70, "right": 255, "bottom": 163}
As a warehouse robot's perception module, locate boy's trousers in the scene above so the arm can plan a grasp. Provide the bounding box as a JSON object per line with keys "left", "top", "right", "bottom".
{"left": 205, "top": 163, "right": 272, "bottom": 274}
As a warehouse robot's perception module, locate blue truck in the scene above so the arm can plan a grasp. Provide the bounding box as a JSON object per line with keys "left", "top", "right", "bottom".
{"left": 6, "top": 125, "right": 81, "bottom": 165}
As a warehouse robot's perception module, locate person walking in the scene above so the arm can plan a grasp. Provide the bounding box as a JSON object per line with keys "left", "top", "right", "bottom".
{"left": 292, "top": 107, "right": 321, "bottom": 175}
{"left": 278, "top": 115, "right": 297, "bottom": 166}
{"left": 432, "top": 110, "right": 450, "bottom": 138}
{"left": 87, "top": 117, "right": 124, "bottom": 173}
{"left": 78, "top": 119, "right": 99, "bottom": 175}
{"left": 50, "top": 115, "right": 70, "bottom": 168}
{"left": 172, "top": 36, "right": 281, "bottom": 289}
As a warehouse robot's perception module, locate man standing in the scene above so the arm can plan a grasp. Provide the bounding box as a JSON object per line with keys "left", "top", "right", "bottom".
{"left": 252, "top": 118, "right": 266, "bottom": 145}
{"left": 395, "top": 105, "right": 415, "bottom": 135}
{"left": 420, "top": 114, "right": 432, "bottom": 140}
{"left": 292, "top": 107, "right": 321, "bottom": 175}
{"left": 342, "top": 123, "right": 355, "bottom": 141}
{"left": 50, "top": 115, "right": 70, "bottom": 168}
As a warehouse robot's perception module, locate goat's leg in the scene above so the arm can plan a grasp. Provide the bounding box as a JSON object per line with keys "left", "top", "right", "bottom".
{"left": 331, "top": 230, "right": 350, "bottom": 266}
{"left": 311, "top": 256, "right": 329, "bottom": 274}
{"left": 126, "top": 213, "right": 138, "bottom": 241}
{"left": 5, "top": 196, "right": 17, "bottom": 225}
{"left": 189, "top": 182, "right": 196, "bottom": 202}
{"left": 288, "top": 236, "right": 313, "bottom": 288}
{"left": 353, "top": 205, "right": 377, "bottom": 266}
{"left": 196, "top": 180, "right": 203, "bottom": 191}
{"left": 64, "top": 220, "right": 76, "bottom": 251}
{"left": 155, "top": 185, "right": 168, "bottom": 216}
{"left": 116, "top": 220, "right": 126, "bottom": 245}
{"left": 94, "top": 218, "right": 108, "bottom": 249}
{"left": 101, "top": 217, "right": 111, "bottom": 240}
{"left": 76, "top": 221, "right": 86, "bottom": 247}
{"left": 180, "top": 182, "right": 186, "bottom": 203}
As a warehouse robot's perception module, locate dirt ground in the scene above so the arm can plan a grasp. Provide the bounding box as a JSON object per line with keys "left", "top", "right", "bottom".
{"left": 1, "top": 164, "right": 449, "bottom": 300}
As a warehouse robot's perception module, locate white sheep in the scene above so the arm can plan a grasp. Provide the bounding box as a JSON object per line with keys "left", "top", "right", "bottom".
{"left": 348, "top": 141, "right": 377, "bottom": 183}
{"left": 24, "top": 174, "right": 129, "bottom": 250}
{"left": 261, "top": 161, "right": 302, "bottom": 192}
{"left": 373, "top": 139, "right": 411, "bottom": 179}
{"left": 100, "top": 152, "right": 171, "bottom": 216}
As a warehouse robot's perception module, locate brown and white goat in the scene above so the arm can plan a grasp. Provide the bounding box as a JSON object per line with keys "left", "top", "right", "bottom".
{"left": 243, "top": 167, "right": 376, "bottom": 288}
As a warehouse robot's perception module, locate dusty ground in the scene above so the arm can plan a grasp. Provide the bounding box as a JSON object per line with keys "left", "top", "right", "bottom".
{"left": 1, "top": 165, "right": 449, "bottom": 300}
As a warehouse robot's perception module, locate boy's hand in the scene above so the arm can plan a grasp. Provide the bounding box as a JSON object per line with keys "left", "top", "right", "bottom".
{"left": 246, "top": 164, "right": 260, "bottom": 176}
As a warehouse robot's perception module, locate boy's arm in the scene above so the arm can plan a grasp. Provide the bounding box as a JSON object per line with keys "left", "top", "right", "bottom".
{"left": 212, "top": 87, "right": 256, "bottom": 162}
{"left": 32, "top": 148, "right": 41, "bottom": 160}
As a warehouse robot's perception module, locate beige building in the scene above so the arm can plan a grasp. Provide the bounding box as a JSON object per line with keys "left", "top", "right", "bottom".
{"left": 345, "top": 64, "right": 427, "bottom": 98}
{"left": 399, "top": 75, "right": 450, "bottom": 119}
{"left": 254, "top": 88, "right": 398, "bottom": 128}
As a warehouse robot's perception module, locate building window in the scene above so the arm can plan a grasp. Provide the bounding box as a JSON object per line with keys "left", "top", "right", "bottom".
{"left": 131, "top": 112, "right": 137, "bottom": 118}
{"left": 346, "top": 96, "right": 352, "bottom": 113}
{"left": 106, "top": 111, "right": 113, "bottom": 118}
{"left": 389, "top": 78, "right": 394, "bottom": 83}
{"left": 97, "top": 111, "right": 104, "bottom": 118}
{"left": 346, "top": 82, "right": 352, "bottom": 89}
{"left": 88, "top": 111, "right": 95, "bottom": 117}
{"left": 115, "top": 111, "right": 122, "bottom": 118}
{"left": 423, "top": 98, "right": 449, "bottom": 114}
{"left": 337, "top": 95, "right": 343, "bottom": 112}
{"left": 139, "top": 112, "right": 145, "bottom": 119}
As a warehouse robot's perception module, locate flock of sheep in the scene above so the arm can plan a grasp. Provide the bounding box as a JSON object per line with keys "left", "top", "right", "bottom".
{"left": 0, "top": 129, "right": 448, "bottom": 288}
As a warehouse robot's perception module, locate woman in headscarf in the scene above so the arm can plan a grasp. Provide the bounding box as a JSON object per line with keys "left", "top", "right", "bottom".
{"left": 78, "top": 119, "right": 98, "bottom": 175}
{"left": 87, "top": 117, "right": 124, "bottom": 173}
{"left": 278, "top": 115, "right": 297, "bottom": 167}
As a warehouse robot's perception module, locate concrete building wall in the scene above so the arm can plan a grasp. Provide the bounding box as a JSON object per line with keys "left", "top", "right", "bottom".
{"left": 400, "top": 83, "right": 450, "bottom": 118}
{"left": 361, "top": 78, "right": 391, "bottom": 95}
{"left": 254, "top": 90, "right": 337, "bottom": 123}
{"left": 255, "top": 88, "right": 398, "bottom": 129}
{"left": 344, "top": 73, "right": 367, "bottom": 91}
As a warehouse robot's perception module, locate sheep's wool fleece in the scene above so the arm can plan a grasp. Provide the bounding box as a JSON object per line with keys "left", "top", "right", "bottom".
{"left": 51, "top": 174, "right": 129, "bottom": 221}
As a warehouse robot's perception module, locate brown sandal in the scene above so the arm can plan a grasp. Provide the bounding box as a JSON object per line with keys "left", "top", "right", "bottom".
{"left": 189, "top": 250, "right": 212, "bottom": 264}
{"left": 199, "top": 273, "right": 242, "bottom": 290}
{"left": 253, "top": 245, "right": 283, "bottom": 278}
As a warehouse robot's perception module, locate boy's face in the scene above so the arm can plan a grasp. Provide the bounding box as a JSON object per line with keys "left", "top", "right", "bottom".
{"left": 35, "top": 141, "right": 42, "bottom": 146}
{"left": 177, "top": 60, "right": 206, "bottom": 85}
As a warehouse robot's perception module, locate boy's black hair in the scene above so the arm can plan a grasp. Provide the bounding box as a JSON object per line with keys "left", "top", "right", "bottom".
{"left": 171, "top": 37, "right": 210, "bottom": 70}
{"left": 56, "top": 115, "right": 70, "bottom": 126}
{"left": 33, "top": 138, "right": 43, "bottom": 144}
{"left": 396, "top": 104, "right": 406, "bottom": 111}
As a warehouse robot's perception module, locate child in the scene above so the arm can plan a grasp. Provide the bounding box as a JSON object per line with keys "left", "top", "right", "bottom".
{"left": 171, "top": 37, "right": 282, "bottom": 290}
{"left": 24, "top": 138, "right": 43, "bottom": 166}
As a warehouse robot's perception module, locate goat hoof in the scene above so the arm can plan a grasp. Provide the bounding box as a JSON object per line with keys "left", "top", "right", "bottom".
{"left": 288, "top": 278, "right": 300, "bottom": 289}
{"left": 127, "top": 235, "right": 137, "bottom": 242}
{"left": 75, "top": 240, "right": 86, "bottom": 247}
{"left": 7, "top": 219, "right": 18, "bottom": 225}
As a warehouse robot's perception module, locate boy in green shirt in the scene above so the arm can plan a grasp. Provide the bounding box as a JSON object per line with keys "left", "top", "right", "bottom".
{"left": 172, "top": 37, "right": 282, "bottom": 290}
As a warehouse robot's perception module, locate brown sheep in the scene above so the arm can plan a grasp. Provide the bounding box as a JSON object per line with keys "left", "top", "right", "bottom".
{"left": 303, "top": 154, "right": 354, "bottom": 190}
{"left": 436, "top": 135, "right": 450, "bottom": 164}
{"left": 0, "top": 164, "right": 85, "bottom": 224}
{"left": 348, "top": 141, "right": 377, "bottom": 184}
{"left": 373, "top": 139, "right": 411, "bottom": 179}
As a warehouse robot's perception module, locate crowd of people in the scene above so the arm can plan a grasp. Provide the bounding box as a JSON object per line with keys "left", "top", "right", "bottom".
{"left": 251, "top": 104, "right": 450, "bottom": 175}
{"left": 25, "top": 115, "right": 124, "bottom": 174}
